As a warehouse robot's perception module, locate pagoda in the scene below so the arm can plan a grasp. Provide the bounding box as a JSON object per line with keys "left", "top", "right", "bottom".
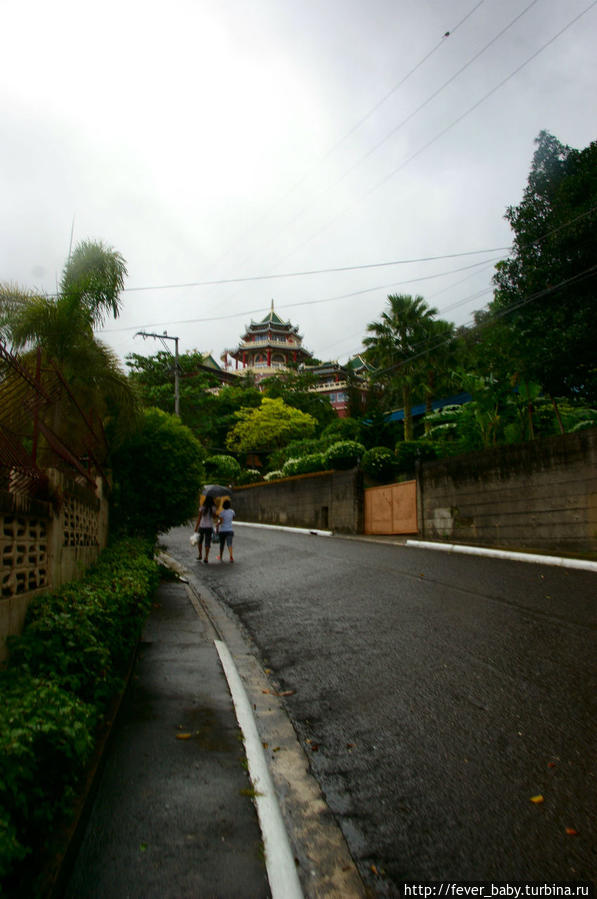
{"left": 223, "top": 301, "right": 313, "bottom": 380}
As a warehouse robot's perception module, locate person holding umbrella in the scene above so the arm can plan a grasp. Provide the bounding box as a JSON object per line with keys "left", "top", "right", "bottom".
{"left": 194, "top": 494, "right": 217, "bottom": 563}
{"left": 194, "top": 485, "right": 231, "bottom": 564}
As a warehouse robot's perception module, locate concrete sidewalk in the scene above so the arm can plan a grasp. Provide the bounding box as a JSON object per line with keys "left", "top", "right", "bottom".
{"left": 63, "top": 578, "right": 270, "bottom": 898}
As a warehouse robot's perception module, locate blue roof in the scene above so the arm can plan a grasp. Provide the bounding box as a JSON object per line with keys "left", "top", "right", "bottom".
{"left": 385, "top": 392, "right": 471, "bottom": 422}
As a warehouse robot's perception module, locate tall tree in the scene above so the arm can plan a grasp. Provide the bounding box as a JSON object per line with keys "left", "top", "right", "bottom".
{"left": 491, "top": 131, "right": 597, "bottom": 401}
{"left": 363, "top": 294, "right": 437, "bottom": 440}
{"left": 0, "top": 240, "right": 137, "bottom": 455}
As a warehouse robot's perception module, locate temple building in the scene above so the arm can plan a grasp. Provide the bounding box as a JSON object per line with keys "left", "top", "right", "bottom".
{"left": 218, "top": 301, "right": 373, "bottom": 416}
{"left": 223, "top": 301, "right": 313, "bottom": 382}
{"left": 302, "top": 356, "right": 374, "bottom": 417}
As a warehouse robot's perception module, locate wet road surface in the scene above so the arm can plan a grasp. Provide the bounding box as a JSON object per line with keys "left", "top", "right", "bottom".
{"left": 164, "top": 525, "right": 597, "bottom": 894}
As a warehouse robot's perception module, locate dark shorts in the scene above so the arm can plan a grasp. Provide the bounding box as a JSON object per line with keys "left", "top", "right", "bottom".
{"left": 219, "top": 531, "right": 234, "bottom": 548}
{"left": 198, "top": 526, "right": 213, "bottom": 547}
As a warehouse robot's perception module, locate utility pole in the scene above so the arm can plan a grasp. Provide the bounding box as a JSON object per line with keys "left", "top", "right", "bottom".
{"left": 135, "top": 330, "right": 181, "bottom": 417}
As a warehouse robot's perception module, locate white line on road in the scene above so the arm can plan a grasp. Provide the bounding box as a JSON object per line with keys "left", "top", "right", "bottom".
{"left": 235, "top": 521, "right": 332, "bottom": 537}
{"left": 405, "top": 539, "right": 597, "bottom": 572}
{"left": 214, "top": 639, "right": 304, "bottom": 899}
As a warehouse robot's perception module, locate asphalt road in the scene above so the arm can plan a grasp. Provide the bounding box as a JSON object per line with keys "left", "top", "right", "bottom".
{"left": 164, "top": 524, "right": 597, "bottom": 894}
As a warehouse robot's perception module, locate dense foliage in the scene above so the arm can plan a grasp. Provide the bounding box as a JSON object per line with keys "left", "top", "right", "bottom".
{"left": 323, "top": 440, "right": 365, "bottom": 470}
{"left": 204, "top": 454, "right": 242, "bottom": 485}
{"left": 110, "top": 407, "right": 205, "bottom": 538}
{"left": 226, "top": 397, "right": 317, "bottom": 453}
{"left": 490, "top": 131, "right": 597, "bottom": 401}
{"left": 0, "top": 539, "right": 159, "bottom": 892}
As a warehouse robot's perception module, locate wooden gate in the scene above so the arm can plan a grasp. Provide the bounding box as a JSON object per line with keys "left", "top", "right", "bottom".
{"left": 364, "top": 480, "right": 418, "bottom": 535}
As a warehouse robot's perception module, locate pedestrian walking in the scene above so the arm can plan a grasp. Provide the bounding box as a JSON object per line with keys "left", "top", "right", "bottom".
{"left": 217, "top": 499, "right": 235, "bottom": 563}
{"left": 195, "top": 494, "right": 217, "bottom": 563}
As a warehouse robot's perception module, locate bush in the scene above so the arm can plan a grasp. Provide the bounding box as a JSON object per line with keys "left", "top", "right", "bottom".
{"left": 205, "top": 454, "right": 242, "bottom": 484}
{"left": 235, "top": 468, "right": 262, "bottom": 485}
{"left": 110, "top": 407, "right": 205, "bottom": 538}
{"left": 361, "top": 446, "right": 397, "bottom": 482}
{"left": 321, "top": 417, "right": 362, "bottom": 443}
{"left": 268, "top": 438, "right": 327, "bottom": 471}
{"left": 282, "top": 453, "right": 326, "bottom": 477}
{"left": 0, "top": 538, "right": 159, "bottom": 890}
{"left": 395, "top": 440, "right": 438, "bottom": 473}
{"left": 264, "top": 470, "right": 283, "bottom": 481}
{"left": 323, "top": 440, "right": 365, "bottom": 470}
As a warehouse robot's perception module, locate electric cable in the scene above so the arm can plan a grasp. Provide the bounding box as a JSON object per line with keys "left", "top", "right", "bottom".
{"left": 202, "top": 1, "right": 486, "bottom": 277}
{"left": 100, "top": 256, "right": 504, "bottom": 335}
{"left": 267, "top": 0, "right": 544, "bottom": 256}
{"left": 373, "top": 263, "right": 597, "bottom": 377}
{"left": 119, "top": 246, "right": 508, "bottom": 295}
{"left": 269, "top": 0, "right": 597, "bottom": 268}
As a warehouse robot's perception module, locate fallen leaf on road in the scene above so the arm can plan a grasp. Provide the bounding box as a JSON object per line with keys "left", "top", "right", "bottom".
{"left": 565, "top": 827, "right": 579, "bottom": 835}
{"left": 176, "top": 733, "right": 192, "bottom": 740}
{"left": 530, "top": 794, "right": 544, "bottom": 804}
{"left": 278, "top": 690, "right": 295, "bottom": 696}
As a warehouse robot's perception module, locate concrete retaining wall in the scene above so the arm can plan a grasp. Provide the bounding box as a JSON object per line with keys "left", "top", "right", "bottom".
{"left": 233, "top": 468, "right": 363, "bottom": 534}
{"left": 419, "top": 428, "right": 597, "bottom": 555}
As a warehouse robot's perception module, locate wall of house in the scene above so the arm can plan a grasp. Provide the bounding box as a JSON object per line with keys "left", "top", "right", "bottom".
{"left": 0, "top": 469, "right": 109, "bottom": 661}
{"left": 419, "top": 428, "right": 597, "bottom": 555}
{"left": 233, "top": 468, "right": 363, "bottom": 534}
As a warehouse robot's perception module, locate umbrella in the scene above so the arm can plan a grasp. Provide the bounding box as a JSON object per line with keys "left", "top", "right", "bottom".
{"left": 202, "top": 484, "right": 232, "bottom": 498}
{"left": 200, "top": 484, "right": 232, "bottom": 513}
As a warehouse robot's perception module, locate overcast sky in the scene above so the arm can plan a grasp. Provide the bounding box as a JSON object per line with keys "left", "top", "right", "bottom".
{"left": 1, "top": 0, "right": 595, "bottom": 370}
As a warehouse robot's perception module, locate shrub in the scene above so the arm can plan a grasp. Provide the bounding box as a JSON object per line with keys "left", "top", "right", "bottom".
{"left": 323, "top": 440, "right": 365, "bottom": 470}
{"left": 268, "top": 438, "right": 327, "bottom": 471}
{"left": 205, "top": 454, "right": 242, "bottom": 484}
{"left": 0, "top": 538, "right": 159, "bottom": 890}
{"left": 236, "top": 468, "right": 262, "bottom": 485}
{"left": 361, "top": 446, "right": 397, "bottom": 482}
{"left": 321, "top": 417, "right": 362, "bottom": 443}
{"left": 110, "top": 407, "right": 205, "bottom": 538}
{"left": 282, "top": 453, "right": 326, "bottom": 477}
{"left": 264, "top": 470, "right": 283, "bottom": 481}
{"left": 395, "top": 440, "right": 438, "bottom": 473}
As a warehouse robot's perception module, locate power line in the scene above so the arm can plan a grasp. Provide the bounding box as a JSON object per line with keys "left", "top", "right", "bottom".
{"left": 99, "top": 256, "right": 504, "bottom": 335}
{"left": 268, "top": 0, "right": 543, "bottom": 256}
{"left": 202, "top": 1, "right": 486, "bottom": 278}
{"left": 99, "top": 200, "right": 597, "bottom": 339}
{"left": 120, "top": 246, "right": 508, "bottom": 295}
{"left": 373, "top": 263, "right": 597, "bottom": 377}
{"left": 269, "top": 0, "right": 597, "bottom": 267}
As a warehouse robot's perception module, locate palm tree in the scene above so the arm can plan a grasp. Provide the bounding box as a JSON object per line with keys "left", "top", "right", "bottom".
{"left": 363, "top": 294, "right": 437, "bottom": 440}
{"left": 421, "top": 318, "right": 456, "bottom": 434}
{"left": 0, "top": 240, "right": 138, "bottom": 472}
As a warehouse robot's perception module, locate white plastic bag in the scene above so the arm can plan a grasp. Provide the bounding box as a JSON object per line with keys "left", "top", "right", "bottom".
{"left": 190, "top": 533, "right": 199, "bottom": 546}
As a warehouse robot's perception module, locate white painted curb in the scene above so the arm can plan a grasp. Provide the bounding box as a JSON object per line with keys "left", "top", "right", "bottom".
{"left": 214, "top": 640, "right": 304, "bottom": 899}
{"left": 235, "top": 521, "right": 332, "bottom": 537}
{"left": 405, "top": 539, "right": 597, "bottom": 572}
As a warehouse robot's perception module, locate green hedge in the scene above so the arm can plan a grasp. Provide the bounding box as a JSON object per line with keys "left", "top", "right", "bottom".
{"left": 0, "top": 538, "right": 159, "bottom": 892}
{"left": 361, "top": 446, "right": 397, "bottom": 482}
{"left": 282, "top": 452, "right": 326, "bottom": 477}
{"left": 323, "top": 440, "right": 365, "bottom": 470}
